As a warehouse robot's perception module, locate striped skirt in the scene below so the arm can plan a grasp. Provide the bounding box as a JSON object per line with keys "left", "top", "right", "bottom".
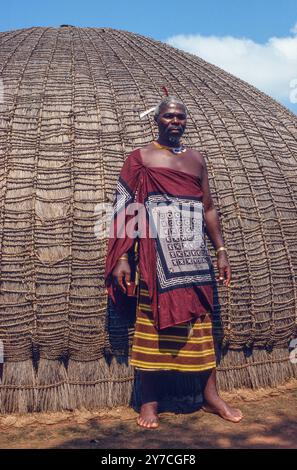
{"left": 130, "top": 279, "right": 216, "bottom": 372}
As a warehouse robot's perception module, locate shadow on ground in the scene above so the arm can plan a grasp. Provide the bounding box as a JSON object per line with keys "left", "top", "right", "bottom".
{"left": 0, "top": 389, "right": 296, "bottom": 449}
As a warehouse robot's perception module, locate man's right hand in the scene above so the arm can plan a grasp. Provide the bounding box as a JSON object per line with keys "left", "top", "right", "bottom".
{"left": 112, "top": 260, "right": 131, "bottom": 294}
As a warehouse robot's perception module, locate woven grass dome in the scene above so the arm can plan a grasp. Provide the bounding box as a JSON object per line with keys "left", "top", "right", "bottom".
{"left": 0, "top": 26, "right": 297, "bottom": 413}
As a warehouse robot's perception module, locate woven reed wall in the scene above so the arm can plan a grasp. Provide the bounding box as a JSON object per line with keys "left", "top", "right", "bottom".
{"left": 0, "top": 26, "right": 297, "bottom": 413}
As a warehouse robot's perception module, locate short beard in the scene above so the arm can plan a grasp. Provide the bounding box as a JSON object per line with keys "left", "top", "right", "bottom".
{"left": 168, "top": 135, "right": 181, "bottom": 145}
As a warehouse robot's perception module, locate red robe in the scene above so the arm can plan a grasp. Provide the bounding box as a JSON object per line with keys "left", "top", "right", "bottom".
{"left": 105, "top": 148, "right": 214, "bottom": 330}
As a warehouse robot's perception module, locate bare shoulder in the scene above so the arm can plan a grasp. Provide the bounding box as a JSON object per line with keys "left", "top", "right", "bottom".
{"left": 138, "top": 143, "right": 155, "bottom": 166}
{"left": 188, "top": 148, "right": 206, "bottom": 166}
{"left": 140, "top": 144, "right": 152, "bottom": 155}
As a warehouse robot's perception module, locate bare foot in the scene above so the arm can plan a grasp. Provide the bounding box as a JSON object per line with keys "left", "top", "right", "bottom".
{"left": 137, "top": 402, "right": 159, "bottom": 429}
{"left": 202, "top": 401, "right": 243, "bottom": 423}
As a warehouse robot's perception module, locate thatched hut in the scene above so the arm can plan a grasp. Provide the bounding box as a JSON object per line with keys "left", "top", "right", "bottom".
{"left": 0, "top": 26, "right": 297, "bottom": 413}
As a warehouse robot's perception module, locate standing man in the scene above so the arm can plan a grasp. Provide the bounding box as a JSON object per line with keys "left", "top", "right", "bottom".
{"left": 105, "top": 96, "right": 243, "bottom": 428}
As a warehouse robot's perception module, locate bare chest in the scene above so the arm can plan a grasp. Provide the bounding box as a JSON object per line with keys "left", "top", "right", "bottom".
{"left": 140, "top": 147, "right": 203, "bottom": 178}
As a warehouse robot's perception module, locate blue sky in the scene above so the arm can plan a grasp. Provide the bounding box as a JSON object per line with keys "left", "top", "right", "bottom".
{"left": 1, "top": 0, "right": 296, "bottom": 41}
{"left": 1, "top": 0, "right": 297, "bottom": 114}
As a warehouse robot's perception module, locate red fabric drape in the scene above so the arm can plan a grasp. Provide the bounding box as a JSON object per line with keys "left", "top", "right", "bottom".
{"left": 105, "top": 149, "right": 213, "bottom": 330}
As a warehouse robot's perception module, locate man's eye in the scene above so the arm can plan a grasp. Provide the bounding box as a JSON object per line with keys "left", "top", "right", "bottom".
{"left": 163, "top": 113, "right": 186, "bottom": 119}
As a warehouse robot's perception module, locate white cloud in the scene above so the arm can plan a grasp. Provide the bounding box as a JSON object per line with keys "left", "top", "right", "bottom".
{"left": 166, "top": 26, "right": 297, "bottom": 108}
{"left": 290, "top": 22, "right": 297, "bottom": 34}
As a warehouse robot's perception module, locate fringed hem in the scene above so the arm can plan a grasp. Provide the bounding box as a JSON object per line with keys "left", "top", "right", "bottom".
{"left": 0, "top": 357, "right": 135, "bottom": 413}
{"left": 0, "top": 347, "right": 296, "bottom": 413}
{"left": 217, "top": 347, "right": 297, "bottom": 390}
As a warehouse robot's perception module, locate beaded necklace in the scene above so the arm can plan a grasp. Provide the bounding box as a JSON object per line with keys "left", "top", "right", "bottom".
{"left": 153, "top": 140, "right": 186, "bottom": 155}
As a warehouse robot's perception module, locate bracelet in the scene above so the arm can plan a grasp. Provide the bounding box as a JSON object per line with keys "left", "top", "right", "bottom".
{"left": 216, "top": 246, "right": 228, "bottom": 255}
{"left": 118, "top": 255, "right": 128, "bottom": 261}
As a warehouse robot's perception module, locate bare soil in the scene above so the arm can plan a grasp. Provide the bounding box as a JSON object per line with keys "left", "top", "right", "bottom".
{"left": 0, "top": 381, "right": 296, "bottom": 449}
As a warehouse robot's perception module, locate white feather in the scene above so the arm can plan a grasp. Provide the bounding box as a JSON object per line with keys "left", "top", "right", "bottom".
{"left": 139, "top": 106, "right": 155, "bottom": 119}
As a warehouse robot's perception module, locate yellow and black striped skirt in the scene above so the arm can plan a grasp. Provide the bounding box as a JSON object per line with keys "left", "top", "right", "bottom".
{"left": 130, "top": 280, "right": 216, "bottom": 372}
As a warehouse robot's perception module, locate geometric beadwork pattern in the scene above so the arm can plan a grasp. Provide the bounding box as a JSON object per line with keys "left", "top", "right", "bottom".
{"left": 112, "top": 178, "right": 134, "bottom": 217}
{"left": 146, "top": 193, "right": 212, "bottom": 291}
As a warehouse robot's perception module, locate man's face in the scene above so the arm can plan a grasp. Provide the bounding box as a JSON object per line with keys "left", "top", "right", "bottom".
{"left": 155, "top": 103, "right": 187, "bottom": 144}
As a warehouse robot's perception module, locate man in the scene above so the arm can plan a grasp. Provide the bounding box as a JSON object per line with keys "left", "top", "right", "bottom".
{"left": 105, "top": 96, "right": 243, "bottom": 428}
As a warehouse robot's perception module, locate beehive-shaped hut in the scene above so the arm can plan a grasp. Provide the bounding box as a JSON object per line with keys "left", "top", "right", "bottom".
{"left": 0, "top": 26, "right": 297, "bottom": 413}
